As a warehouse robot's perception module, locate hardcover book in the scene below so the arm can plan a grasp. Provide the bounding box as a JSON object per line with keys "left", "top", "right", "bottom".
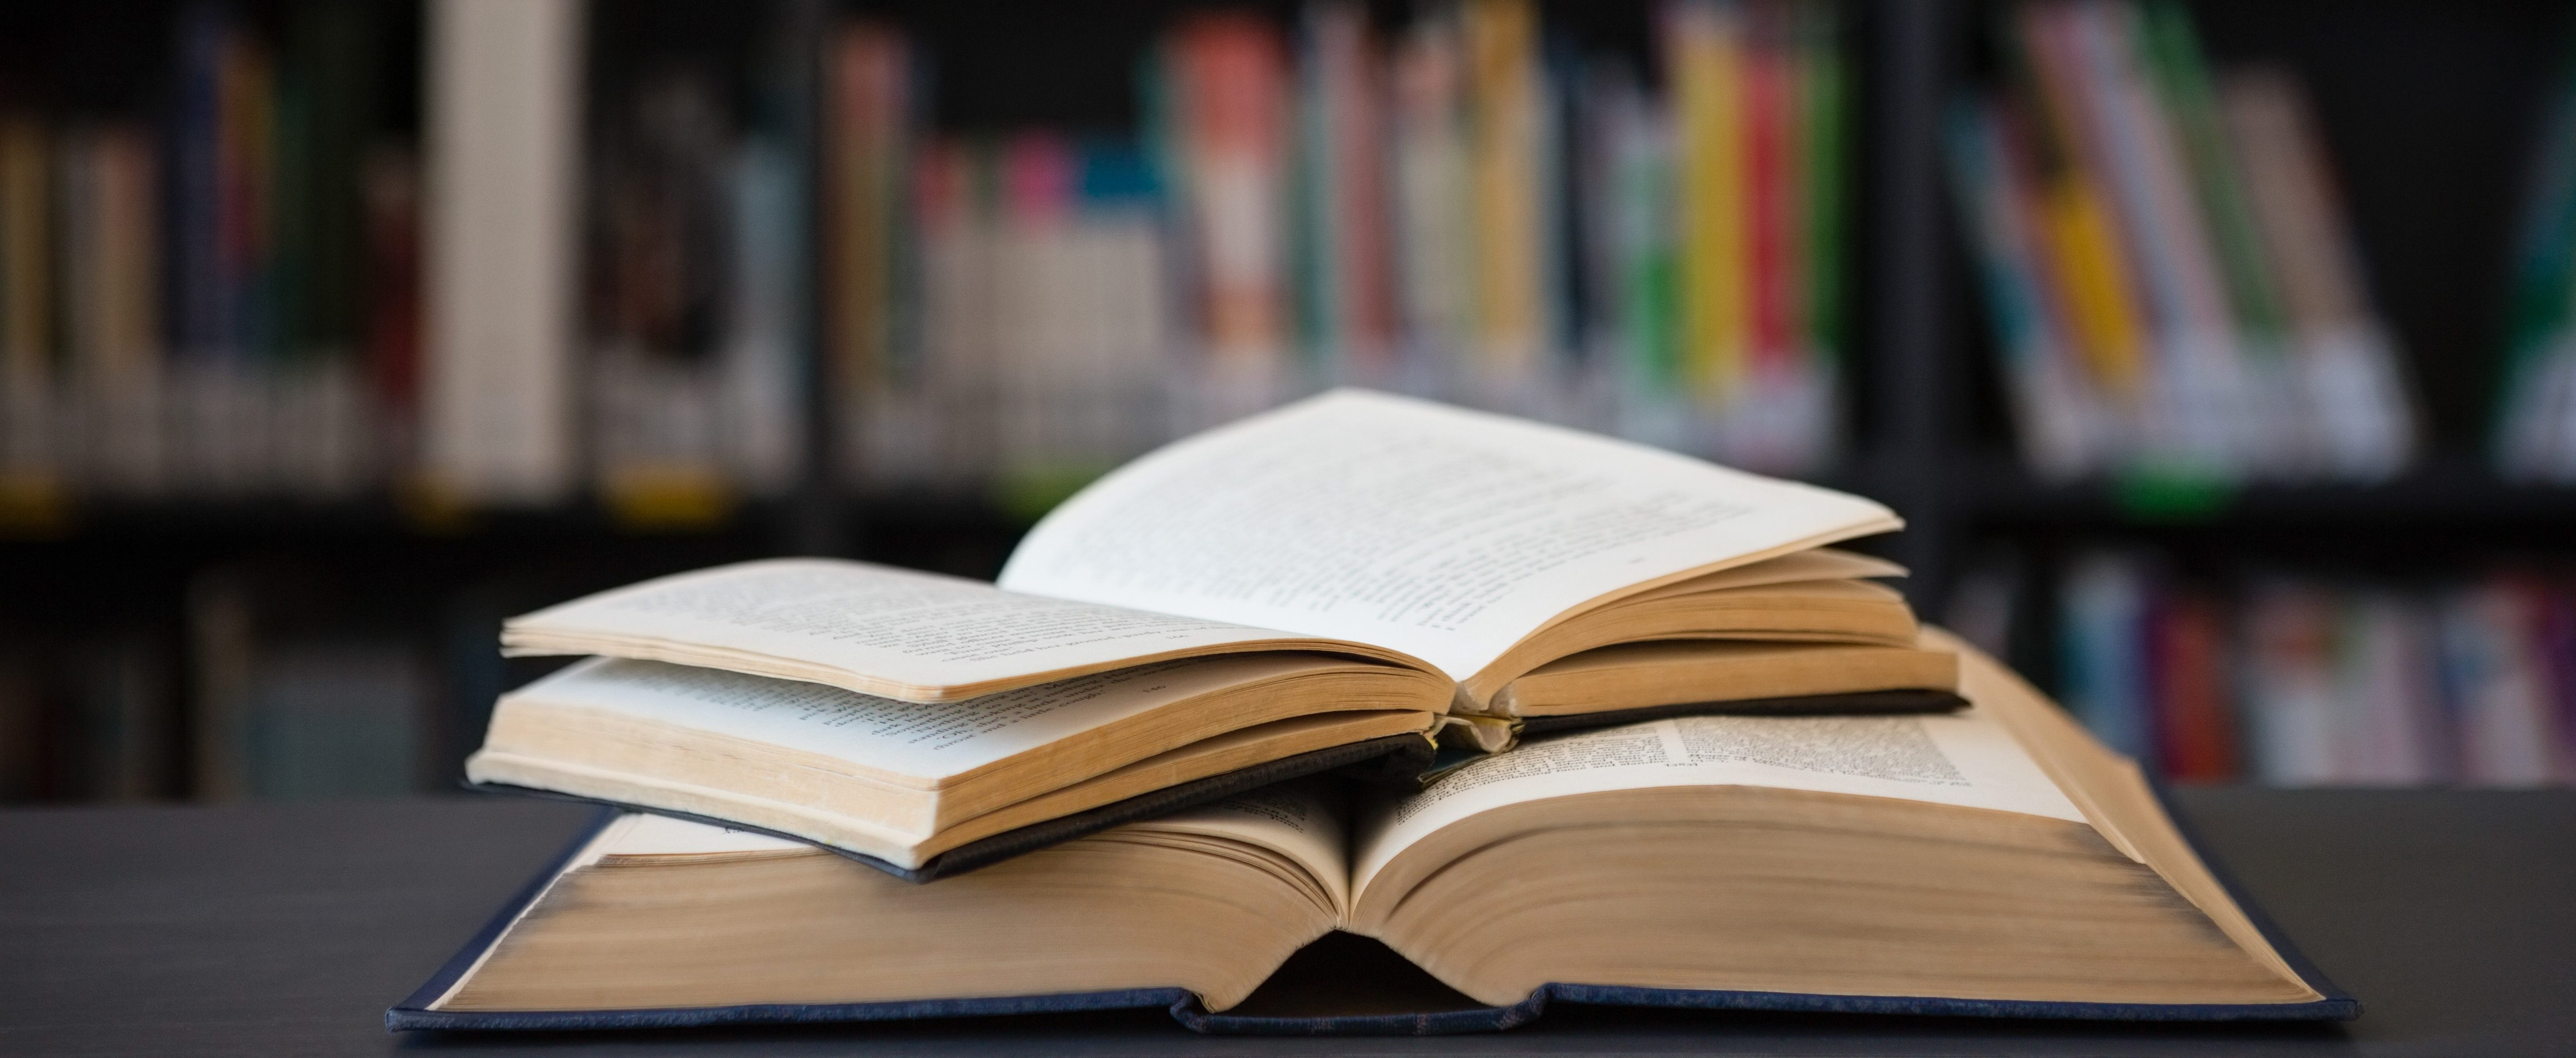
{"left": 395, "top": 637, "right": 2356, "bottom": 1035}
{"left": 466, "top": 390, "right": 1962, "bottom": 876}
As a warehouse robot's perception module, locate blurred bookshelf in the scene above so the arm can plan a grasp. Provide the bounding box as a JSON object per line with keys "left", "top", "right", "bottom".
{"left": 4, "top": 0, "right": 2576, "bottom": 801}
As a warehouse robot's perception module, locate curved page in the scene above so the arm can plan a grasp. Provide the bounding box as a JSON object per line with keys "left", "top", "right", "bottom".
{"left": 999, "top": 389, "right": 1899, "bottom": 683}
{"left": 504, "top": 558, "right": 1406, "bottom": 702}
{"left": 1351, "top": 708, "right": 2085, "bottom": 899}
{"left": 478, "top": 653, "right": 1385, "bottom": 791}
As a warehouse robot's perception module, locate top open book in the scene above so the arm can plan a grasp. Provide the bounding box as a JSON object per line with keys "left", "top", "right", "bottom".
{"left": 468, "top": 390, "right": 1932, "bottom": 876}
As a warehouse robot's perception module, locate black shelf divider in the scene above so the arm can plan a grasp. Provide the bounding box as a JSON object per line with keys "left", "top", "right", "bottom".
{"left": 1865, "top": 0, "right": 1962, "bottom": 609}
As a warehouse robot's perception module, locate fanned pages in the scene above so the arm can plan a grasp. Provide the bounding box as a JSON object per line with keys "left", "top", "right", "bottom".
{"left": 465, "top": 653, "right": 1445, "bottom": 868}
{"left": 502, "top": 559, "right": 1428, "bottom": 703}
{"left": 999, "top": 390, "right": 1899, "bottom": 694}
{"left": 405, "top": 638, "right": 2348, "bottom": 1032}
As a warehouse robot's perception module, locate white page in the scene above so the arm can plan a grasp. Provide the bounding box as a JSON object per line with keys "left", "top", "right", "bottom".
{"left": 590, "top": 785, "right": 1350, "bottom": 909}
{"left": 1351, "top": 709, "right": 2085, "bottom": 897}
{"left": 999, "top": 390, "right": 1898, "bottom": 681}
{"left": 494, "top": 652, "right": 1371, "bottom": 786}
{"left": 599, "top": 811, "right": 808, "bottom": 857}
{"left": 505, "top": 558, "right": 1326, "bottom": 701}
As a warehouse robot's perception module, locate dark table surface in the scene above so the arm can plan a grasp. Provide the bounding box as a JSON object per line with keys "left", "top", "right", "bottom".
{"left": 2, "top": 789, "right": 2571, "bottom": 1057}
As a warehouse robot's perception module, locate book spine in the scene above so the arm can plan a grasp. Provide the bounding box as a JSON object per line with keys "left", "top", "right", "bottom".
{"left": 2150, "top": 590, "right": 2237, "bottom": 781}
{"left": 2060, "top": 552, "right": 2155, "bottom": 761}
{"left": 362, "top": 147, "right": 420, "bottom": 470}
{"left": 1464, "top": 0, "right": 1548, "bottom": 398}
{"left": 1170, "top": 15, "right": 1290, "bottom": 410}
{"left": 2140, "top": 3, "right": 2287, "bottom": 350}
{"left": 827, "top": 24, "right": 913, "bottom": 482}
{"left": 2138, "top": 1, "right": 2303, "bottom": 477}
{"left": 171, "top": 2, "right": 225, "bottom": 366}
{"left": 1797, "top": 0, "right": 1844, "bottom": 370}
{"left": 2220, "top": 70, "right": 2416, "bottom": 480}
{"left": 2010, "top": 7, "right": 2149, "bottom": 444}
{"left": 0, "top": 117, "right": 48, "bottom": 382}
{"left": 2069, "top": 3, "right": 2250, "bottom": 476}
{"left": 1388, "top": 17, "right": 1475, "bottom": 391}
{"left": 1667, "top": 0, "right": 1748, "bottom": 409}
{"left": 1746, "top": 1, "right": 1791, "bottom": 378}
{"left": 1945, "top": 97, "right": 2107, "bottom": 478}
{"left": 2496, "top": 30, "right": 2576, "bottom": 476}
{"left": 422, "top": 0, "right": 584, "bottom": 505}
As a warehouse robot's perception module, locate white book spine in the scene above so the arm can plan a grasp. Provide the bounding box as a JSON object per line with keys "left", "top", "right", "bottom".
{"left": 424, "top": 0, "right": 584, "bottom": 505}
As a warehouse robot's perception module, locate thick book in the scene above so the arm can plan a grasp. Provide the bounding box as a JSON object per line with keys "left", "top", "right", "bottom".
{"left": 393, "top": 637, "right": 2355, "bottom": 1035}
{"left": 466, "top": 390, "right": 1962, "bottom": 876}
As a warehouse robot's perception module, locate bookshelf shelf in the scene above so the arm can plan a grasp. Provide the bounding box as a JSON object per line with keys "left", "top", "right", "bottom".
{"left": 5, "top": 0, "right": 2574, "bottom": 800}
{"left": 1952, "top": 458, "right": 2576, "bottom": 530}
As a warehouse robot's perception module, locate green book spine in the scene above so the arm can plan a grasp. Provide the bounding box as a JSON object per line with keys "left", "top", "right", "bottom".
{"left": 2499, "top": 32, "right": 2576, "bottom": 412}
{"left": 1798, "top": 0, "right": 1843, "bottom": 366}
{"left": 2138, "top": 1, "right": 2285, "bottom": 348}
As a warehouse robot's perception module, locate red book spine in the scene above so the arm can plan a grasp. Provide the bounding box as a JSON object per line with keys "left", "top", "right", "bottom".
{"left": 362, "top": 151, "right": 419, "bottom": 422}
{"left": 1176, "top": 15, "right": 1288, "bottom": 364}
{"left": 1746, "top": 1, "right": 1790, "bottom": 371}
{"left": 2154, "top": 592, "right": 2239, "bottom": 781}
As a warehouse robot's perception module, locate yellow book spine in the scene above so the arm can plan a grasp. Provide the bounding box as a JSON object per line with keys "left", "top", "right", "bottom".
{"left": 1671, "top": 0, "right": 1747, "bottom": 403}
{"left": 2040, "top": 178, "right": 2145, "bottom": 393}
{"left": 1466, "top": 0, "right": 1541, "bottom": 378}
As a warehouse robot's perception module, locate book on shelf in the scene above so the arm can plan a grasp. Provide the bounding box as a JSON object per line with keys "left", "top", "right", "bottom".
{"left": 2, "top": 0, "right": 1864, "bottom": 510}
{"left": 394, "top": 636, "right": 2356, "bottom": 1034}
{"left": 2496, "top": 24, "right": 2576, "bottom": 481}
{"left": 188, "top": 563, "right": 434, "bottom": 800}
{"left": 822, "top": 0, "right": 1853, "bottom": 491}
{"left": 1949, "top": 0, "right": 2414, "bottom": 484}
{"left": 2034, "top": 550, "right": 2576, "bottom": 787}
{"left": 423, "top": 0, "right": 581, "bottom": 506}
{"left": 462, "top": 389, "right": 1958, "bottom": 879}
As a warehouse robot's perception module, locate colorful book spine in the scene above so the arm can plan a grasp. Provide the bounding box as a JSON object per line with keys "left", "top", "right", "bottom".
{"left": 1164, "top": 14, "right": 1290, "bottom": 387}
{"left": 1389, "top": 15, "right": 1478, "bottom": 385}
{"left": 1292, "top": 2, "right": 1395, "bottom": 382}
{"left": 1795, "top": 0, "right": 1845, "bottom": 371}
{"left": 1958, "top": 1, "right": 2414, "bottom": 484}
{"left": 2060, "top": 553, "right": 2155, "bottom": 762}
{"left": 1666, "top": 0, "right": 1748, "bottom": 406}
{"left": 827, "top": 22, "right": 915, "bottom": 483}
{"left": 2139, "top": 2, "right": 2286, "bottom": 353}
{"left": 2150, "top": 591, "right": 2237, "bottom": 780}
{"left": 2008, "top": 5, "right": 2149, "bottom": 409}
{"left": 1746, "top": 1, "right": 1792, "bottom": 377}
{"left": 2034, "top": 553, "right": 2576, "bottom": 787}
{"left": 2220, "top": 70, "right": 2417, "bottom": 479}
{"left": 1944, "top": 97, "right": 2106, "bottom": 478}
{"left": 1463, "top": 0, "right": 1550, "bottom": 393}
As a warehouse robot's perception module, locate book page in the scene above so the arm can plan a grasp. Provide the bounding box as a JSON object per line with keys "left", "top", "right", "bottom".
{"left": 576, "top": 787, "right": 1352, "bottom": 911}
{"left": 496, "top": 652, "right": 1378, "bottom": 786}
{"left": 1129, "top": 783, "right": 1352, "bottom": 914}
{"left": 1350, "top": 709, "right": 2085, "bottom": 896}
{"left": 998, "top": 390, "right": 1898, "bottom": 682}
{"left": 597, "top": 811, "right": 810, "bottom": 859}
{"left": 504, "top": 558, "right": 1341, "bottom": 701}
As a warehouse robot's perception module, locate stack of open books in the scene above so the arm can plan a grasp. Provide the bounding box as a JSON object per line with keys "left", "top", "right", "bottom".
{"left": 390, "top": 391, "right": 2355, "bottom": 1035}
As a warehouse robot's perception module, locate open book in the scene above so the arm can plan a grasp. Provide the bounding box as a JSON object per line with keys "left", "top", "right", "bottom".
{"left": 466, "top": 391, "right": 1959, "bottom": 876}
{"left": 395, "top": 639, "right": 2356, "bottom": 1035}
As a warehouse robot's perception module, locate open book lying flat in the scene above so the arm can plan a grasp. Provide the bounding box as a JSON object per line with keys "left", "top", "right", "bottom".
{"left": 468, "top": 391, "right": 1959, "bottom": 877}
{"left": 394, "top": 637, "right": 2356, "bottom": 1036}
